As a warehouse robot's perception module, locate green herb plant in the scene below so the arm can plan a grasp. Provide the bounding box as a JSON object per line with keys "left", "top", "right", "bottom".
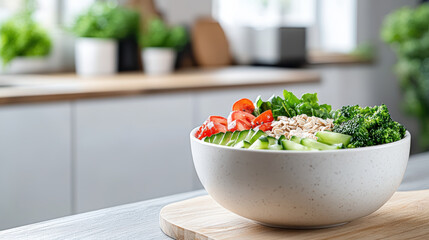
{"left": 253, "top": 90, "right": 332, "bottom": 119}
{"left": 0, "top": 12, "right": 51, "bottom": 66}
{"left": 140, "top": 18, "right": 187, "bottom": 49}
{"left": 381, "top": 3, "right": 429, "bottom": 149}
{"left": 71, "top": 2, "right": 139, "bottom": 39}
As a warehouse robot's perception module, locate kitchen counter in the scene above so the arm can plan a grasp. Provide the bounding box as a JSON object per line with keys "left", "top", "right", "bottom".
{"left": 0, "top": 67, "right": 319, "bottom": 105}
{"left": 0, "top": 152, "right": 428, "bottom": 240}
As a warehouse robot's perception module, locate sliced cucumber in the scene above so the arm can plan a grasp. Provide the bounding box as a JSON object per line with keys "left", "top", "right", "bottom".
{"left": 250, "top": 130, "right": 267, "bottom": 144}
{"left": 204, "top": 137, "right": 211, "bottom": 143}
{"left": 220, "top": 132, "right": 232, "bottom": 145}
{"left": 316, "top": 131, "right": 352, "bottom": 147}
{"left": 234, "top": 130, "right": 250, "bottom": 146}
{"left": 244, "top": 129, "right": 256, "bottom": 142}
{"left": 226, "top": 131, "right": 240, "bottom": 146}
{"left": 281, "top": 140, "right": 316, "bottom": 151}
{"left": 234, "top": 140, "right": 251, "bottom": 149}
{"left": 268, "top": 144, "right": 283, "bottom": 150}
{"left": 267, "top": 136, "right": 277, "bottom": 145}
{"left": 301, "top": 138, "right": 340, "bottom": 150}
{"left": 290, "top": 136, "right": 302, "bottom": 144}
{"left": 277, "top": 135, "right": 286, "bottom": 144}
{"left": 212, "top": 133, "right": 225, "bottom": 144}
{"left": 208, "top": 134, "right": 216, "bottom": 143}
{"left": 249, "top": 136, "right": 269, "bottom": 150}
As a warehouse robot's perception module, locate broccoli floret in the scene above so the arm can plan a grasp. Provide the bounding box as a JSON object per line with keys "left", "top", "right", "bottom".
{"left": 363, "top": 105, "right": 392, "bottom": 129}
{"left": 332, "top": 104, "right": 406, "bottom": 148}
{"left": 333, "top": 116, "right": 371, "bottom": 148}
{"left": 374, "top": 121, "right": 406, "bottom": 143}
{"left": 333, "top": 105, "right": 361, "bottom": 124}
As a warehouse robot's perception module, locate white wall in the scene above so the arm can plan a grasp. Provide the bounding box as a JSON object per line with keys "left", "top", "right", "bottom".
{"left": 155, "top": 0, "right": 212, "bottom": 25}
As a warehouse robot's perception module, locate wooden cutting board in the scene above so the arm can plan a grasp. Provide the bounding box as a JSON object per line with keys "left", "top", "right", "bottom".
{"left": 191, "top": 18, "right": 232, "bottom": 67}
{"left": 160, "top": 190, "right": 429, "bottom": 240}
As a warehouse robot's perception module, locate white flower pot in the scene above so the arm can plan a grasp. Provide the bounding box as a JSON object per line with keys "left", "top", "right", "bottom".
{"left": 75, "top": 38, "right": 118, "bottom": 76}
{"left": 0, "top": 57, "right": 50, "bottom": 74}
{"left": 142, "top": 48, "right": 176, "bottom": 75}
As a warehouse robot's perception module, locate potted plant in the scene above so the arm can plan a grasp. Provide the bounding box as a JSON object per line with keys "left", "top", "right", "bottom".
{"left": 0, "top": 11, "right": 52, "bottom": 73}
{"left": 381, "top": 3, "right": 429, "bottom": 150}
{"left": 70, "top": 2, "right": 139, "bottom": 76}
{"left": 140, "top": 18, "right": 187, "bottom": 75}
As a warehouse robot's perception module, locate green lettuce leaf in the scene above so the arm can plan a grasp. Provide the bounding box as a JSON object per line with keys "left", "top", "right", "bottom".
{"left": 253, "top": 90, "right": 332, "bottom": 119}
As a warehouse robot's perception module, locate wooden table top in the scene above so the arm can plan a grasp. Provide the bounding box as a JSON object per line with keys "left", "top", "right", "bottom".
{"left": 0, "top": 67, "right": 320, "bottom": 105}
{"left": 0, "top": 153, "right": 428, "bottom": 240}
{"left": 160, "top": 191, "right": 429, "bottom": 240}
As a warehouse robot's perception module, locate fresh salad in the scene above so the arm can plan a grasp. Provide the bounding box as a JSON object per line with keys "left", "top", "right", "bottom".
{"left": 195, "top": 90, "right": 406, "bottom": 151}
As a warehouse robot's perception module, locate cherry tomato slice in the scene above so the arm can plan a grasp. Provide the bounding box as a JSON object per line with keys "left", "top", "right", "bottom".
{"left": 252, "top": 110, "right": 274, "bottom": 127}
{"left": 197, "top": 121, "right": 227, "bottom": 140}
{"left": 208, "top": 116, "right": 227, "bottom": 127}
{"left": 232, "top": 98, "right": 255, "bottom": 114}
{"left": 228, "top": 119, "right": 251, "bottom": 132}
{"left": 256, "top": 122, "right": 273, "bottom": 131}
{"left": 195, "top": 120, "right": 208, "bottom": 139}
{"left": 213, "top": 122, "right": 227, "bottom": 133}
{"left": 228, "top": 110, "right": 256, "bottom": 127}
{"left": 196, "top": 115, "right": 228, "bottom": 139}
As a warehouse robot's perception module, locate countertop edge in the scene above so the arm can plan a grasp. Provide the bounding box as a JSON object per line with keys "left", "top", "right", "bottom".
{"left": 0, "top": 67, "right": 321, "bottom": 105}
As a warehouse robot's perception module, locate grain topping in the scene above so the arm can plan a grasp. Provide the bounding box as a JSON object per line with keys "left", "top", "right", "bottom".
{"left": 267, "top": 114, "right": 334, "bottom": 139}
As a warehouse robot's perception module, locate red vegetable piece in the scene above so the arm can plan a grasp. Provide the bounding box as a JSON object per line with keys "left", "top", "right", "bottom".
{"left": 256, "top": 122, "right": 273, "bottom": 131}
{"left": 228, "top": 110, "right": 256, "bottom": 127}
{"left": 196, "top": 115, "right": 228, "bottom": 140}
{"left": 208, "top": 116, "right": 227, "bottom": 127}
{"left": 212, "top": 122, "right": 228, "bottom": 133}
{"left": 195, "top": 120, "right": 208, "bottom": 139}
{"left": 196, "top": 121, "right": 227, "bottom": 140}
{"left": 228, "top": 119, "right": 251, "bottom": 132}
{"left": 232, "top": 98, "right": 255, "bottom": 114}
{"left": 252, "top": 110, "right": 274, "bottom": 127}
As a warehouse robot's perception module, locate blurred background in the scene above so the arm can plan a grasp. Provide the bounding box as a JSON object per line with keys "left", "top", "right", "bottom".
{"left": 0, "top": 0, "right": 427, "bottom": 231}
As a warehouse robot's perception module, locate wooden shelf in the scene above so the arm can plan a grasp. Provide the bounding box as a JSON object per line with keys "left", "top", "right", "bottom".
{"left": 308, "top": 51, "right": 373, "bottom": 65}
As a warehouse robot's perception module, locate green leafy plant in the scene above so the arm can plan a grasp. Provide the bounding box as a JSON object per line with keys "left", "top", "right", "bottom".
{"left": 0, "top": 12, "right": 51, "bottom": 66}
{"left": 381, "top": 3, "right": 429, "bottom": 149}
{"left": 140, "top": 18, "right": 187, "bottom": 49}
{"left": 71, "top": 2, "right": 140, "bottom": 39}
{"left": 253, "top": 90, "right": 332, "bottom": 119}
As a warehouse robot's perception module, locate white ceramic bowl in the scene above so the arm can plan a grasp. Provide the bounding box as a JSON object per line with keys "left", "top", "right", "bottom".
{"left": 190, "top": 128, "right": 411, "bottom": 228}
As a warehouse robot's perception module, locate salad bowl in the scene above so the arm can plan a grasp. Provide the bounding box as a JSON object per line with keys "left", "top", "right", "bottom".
{"left": 190, "top": 128, "right": 411, "bottom": 228}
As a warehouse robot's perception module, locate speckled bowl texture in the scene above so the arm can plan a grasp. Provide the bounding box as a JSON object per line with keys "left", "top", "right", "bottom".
{"left": 190, "top": 128, "right": 411, "bottom": 228}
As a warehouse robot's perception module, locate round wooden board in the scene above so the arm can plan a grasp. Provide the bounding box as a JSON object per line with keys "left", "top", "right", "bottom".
{"left": 160, "top": 190, "right": 429, "bottom": 240}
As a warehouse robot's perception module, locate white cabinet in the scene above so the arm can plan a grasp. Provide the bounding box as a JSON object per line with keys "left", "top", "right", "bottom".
{"left": 0, "top": 103, "right": 72, "bottom": 230}
{"left": 74, "top": 94, "right": 196, "bottom": 213}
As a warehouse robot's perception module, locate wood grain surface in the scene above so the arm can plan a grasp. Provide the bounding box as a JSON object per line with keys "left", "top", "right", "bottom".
{"left": 0, "top": 67, "right": 319, "bottom": 105}
{"left": 160, "top": 190, "right": 429, "bottom": 240}
{"left": 0, "top": 190, "right": 207, "bottom": 240}
{"left": 192, "top": 18, "right": 232, "bottom": 67}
